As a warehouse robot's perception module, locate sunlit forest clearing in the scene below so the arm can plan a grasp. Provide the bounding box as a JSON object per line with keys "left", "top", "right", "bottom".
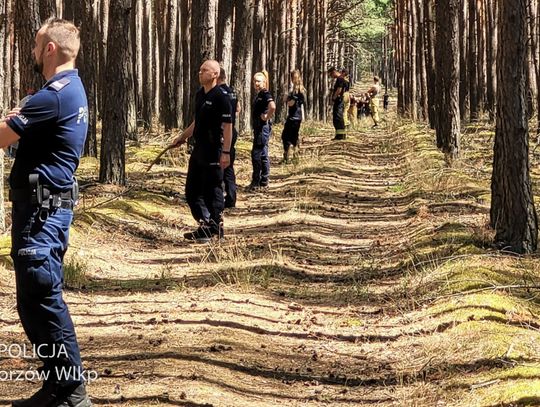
{"left": 0, "top": 0, "right": 540, "bottom": 406}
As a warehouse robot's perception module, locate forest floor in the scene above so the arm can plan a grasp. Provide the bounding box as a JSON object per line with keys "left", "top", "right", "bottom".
{"left": 0, "top": 106, "right": 540, "bottom": 406}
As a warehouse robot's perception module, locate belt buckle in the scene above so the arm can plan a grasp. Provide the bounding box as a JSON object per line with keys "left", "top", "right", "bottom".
{"left": 52, "top": 195, "right": 62, "bottom": 208}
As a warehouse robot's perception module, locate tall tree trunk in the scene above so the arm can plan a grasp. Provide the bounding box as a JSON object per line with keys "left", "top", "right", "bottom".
{"left": 133, "top": 0, "right": 143, "bottom": 119}
{"left": 162, "top": 0, "right": 178, "bottom": 130}
{"left": 469, "top": 0, "right": 479, "bottom": 120}
{"left": 141, "top": 0, "right": 153, "bottom": 128}
{"left": 290, "top": 0, "right": 298, "bottom": 70}
{"left": 490, "top": 0, "right": 538, "bottom": 253}
{"left": 435, "top": 0, "right": 460, "bottom": 159}
{"left": 275, "top": 0, "right": 287, "bottom": 122}
{"left": 181, "top": 0, "right": 190, "bottom": 127}
{"left": 216, "top": 0, "right": 233, "bottom": 75}
{"left": 409, "top": 0, "right": 417, "bottom": 120}
{"left": 231, "top": 0, "right": 253, "bottom": 134}
{"left": 424, "top": 0, "right": 437, "bottom": 129}
{"left": 99, "top": 0, "right": 133, "bottom": 185}
{"left": 98, "top": 0, "right": 110, "bottom": 120}
{"left": 189, "top": 0, "right": 217, "bottom": 123}
{"left": 318, "top": 0, "right": 328, "bottom": 121}
{"left": 528, "top": 0, "right": 539, "bottom": 119}
{"left": 476, "top": 0, "right": 486, "bottom": 114}
{"left": 417, "top": 0, "right": 428, "bottom": 121}
{"left": 485, "top": 0, "right": 497, "bottom": 121}
{"left": 73, "top": 0, "right": 99, "bottom": 157}
{"left": 459, "top": 0, "right": 469, "bottom": 120}
{"left": 15, "top": 0, "right": 42, "bottom": 97}
{"left": 174, "top": 3, "right": 183, "bottom": 127}
{"left": 252, "top": 0, "right": 265, "bottom": 75}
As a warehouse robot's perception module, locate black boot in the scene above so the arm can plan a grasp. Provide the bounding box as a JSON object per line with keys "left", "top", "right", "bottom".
{"left": 183, "top": 221, "right": 213, "bottom": 243}
{"left": 280, "top": 147, "right": 289, "bottom": 164}
{"left": 12, "top": 382, "right": 92, "bottom": 407}
{"left": 208, "top": 219, "right": 224, "bottom": 240}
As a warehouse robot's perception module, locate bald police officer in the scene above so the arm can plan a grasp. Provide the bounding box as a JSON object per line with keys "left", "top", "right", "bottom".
{"left": 172, "top": 60, "right": 233, "bottom": 242}
{"left": 0, "top": 19, "right": 91, "bottom": 406}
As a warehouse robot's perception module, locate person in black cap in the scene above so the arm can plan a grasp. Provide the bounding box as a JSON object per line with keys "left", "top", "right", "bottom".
{"left": 217, "top": 68, "right": 239, "bottom": 208}
{"left": 172, "top": 60, "right": 233, "bottom": 242}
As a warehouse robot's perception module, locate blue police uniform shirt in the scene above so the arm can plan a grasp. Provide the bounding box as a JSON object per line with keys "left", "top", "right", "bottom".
{"left": 219, "top": 84, "right": 238, "bottom": 128}
{"left": 252, "top": 89, "right": 274, "bottom": 129}
{"left": 287, "top": 91, "right": 305, "bottom": 121}
{"left": 192, "top": 85, "right": 232, "bottom": 163}
{"left": 7, "top": 69, "right": 88, "bottom": 192}
{"left": 219, "top": 83, "right": 238, "bottom": 145}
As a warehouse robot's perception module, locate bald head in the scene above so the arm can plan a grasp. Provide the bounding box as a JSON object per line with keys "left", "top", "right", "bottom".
{"left": 199, "top": 60, "right": 220, "bottom": 88}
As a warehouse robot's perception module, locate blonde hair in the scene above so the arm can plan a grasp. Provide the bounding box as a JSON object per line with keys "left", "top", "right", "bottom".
{"left": 254, "top": 70, "right": 270, "bottom": 89}
{"left": 41, "top": 18, "right": 80, "bottom": 62}
{"left": 290, "top": 69, "right": 305, "bottom": 94}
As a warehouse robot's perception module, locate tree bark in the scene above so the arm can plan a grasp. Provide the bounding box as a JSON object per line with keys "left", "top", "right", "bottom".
{"left": 72, "top": 0, "right": 99, "bottom": 157}
{"left": 490, "top": 0, "right": 538, "bottom": 253}
{"left": 231, "top": 0, "right": 253, "bottom": 134}
{"left": 485, "top": 0, "right": 497, "bottom": 121}
{"left": 216, "top": 0, "right": 233, "bottom": 75}
{"left": 435, "top": 0, "right": 460, "bottom": 159}
{"left": 15, "top": 0, "right": 42, "bottom": 97}
{"left": 188, "top": 0, "right": 217, "bottom": 123}
{"left": 141, "top": 0, "right": 153, "bottom": 128}
{"left": 468, "top": 0, "right": 479, "bottom": 120}
{"left": 162, "top": 0, "right": 178, "bottom": 130}
{"left": 99, "top": 0, "right": 133, "bottom": 185}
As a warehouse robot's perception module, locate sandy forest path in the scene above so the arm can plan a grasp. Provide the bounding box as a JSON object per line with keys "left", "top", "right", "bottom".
{"left": 0, "top": 116, "right": 519, "bottom": 407}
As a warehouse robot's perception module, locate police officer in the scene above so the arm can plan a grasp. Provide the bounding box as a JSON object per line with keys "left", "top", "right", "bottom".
{"left": 217, "top": 68, "right": 239, "bottom": 209}
{"left": 249, "top": 71, "right": 275, "bottom": 190}
{"left": 281, "top": 69, "right": 305, "bottom": 163}
{"left": 328, "top": 67, "right": 347, "bottom": 140}
{"left": 0, "top": 19, "right": 91, "bottom": 406}
{"left": 172, "top": 60, "right": 233, "bottom": 242}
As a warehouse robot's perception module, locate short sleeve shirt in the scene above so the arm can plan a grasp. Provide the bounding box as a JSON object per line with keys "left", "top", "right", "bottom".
{"left": 333, "top": 77, "right": 346, "bottom": 98}
{"left": 7, "top": 69, "right": 88, "bottom": 192}
{"left": 252, "top": 89, "right": 274, "bottom": 129}
{"left": 192, "top": 85, "right": 232, "bottom": 162}
{"left": 287, "top": 91, "right": 305, "bottom": 121}
{"left": 219, "top": 84, "right": 238, "bottom": 128}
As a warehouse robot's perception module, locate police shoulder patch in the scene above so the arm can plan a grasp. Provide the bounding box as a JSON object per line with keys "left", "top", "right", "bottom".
{"left": 48, "top": 77, "right": 71, "bottom": 92}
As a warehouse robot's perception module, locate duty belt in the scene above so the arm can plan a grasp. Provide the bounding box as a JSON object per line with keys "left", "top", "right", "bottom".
{"left": 9, "top": 188, "right": 75, "bottom": 210}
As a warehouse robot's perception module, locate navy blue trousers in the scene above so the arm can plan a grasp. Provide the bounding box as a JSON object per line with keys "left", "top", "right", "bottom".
{"left": 185, "top": 154, "right": 224, "bottom": 228}
{"left": 251, "top": 122, "right": 272, "bottom": 186}
{"left": 281, "top": 119, "right": 301, "bottom": 150}
{"left": 11, "top": 202, "right": 83, "bottom": 387}
{"left": 223, "top": 146, "right": 236, "bottom": 208}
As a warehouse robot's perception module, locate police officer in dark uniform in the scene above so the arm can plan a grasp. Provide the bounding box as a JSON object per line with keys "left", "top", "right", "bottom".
{"left": 0, "top": 19, "right": 91, "bottom": 406}
{"left": 249, "top": 71, "right": 276, "bottom": 190}
{"left": 217, "top": 68, "right": 239, "bottom": 208}
{"left": 328, "top": 67, "right": 347, "bottom": 140}
{"left": 281, "top": 69, "right": 305, "bottom": 163}
{"left": 172, "top": 60, "right": 233, "bottom": 242}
